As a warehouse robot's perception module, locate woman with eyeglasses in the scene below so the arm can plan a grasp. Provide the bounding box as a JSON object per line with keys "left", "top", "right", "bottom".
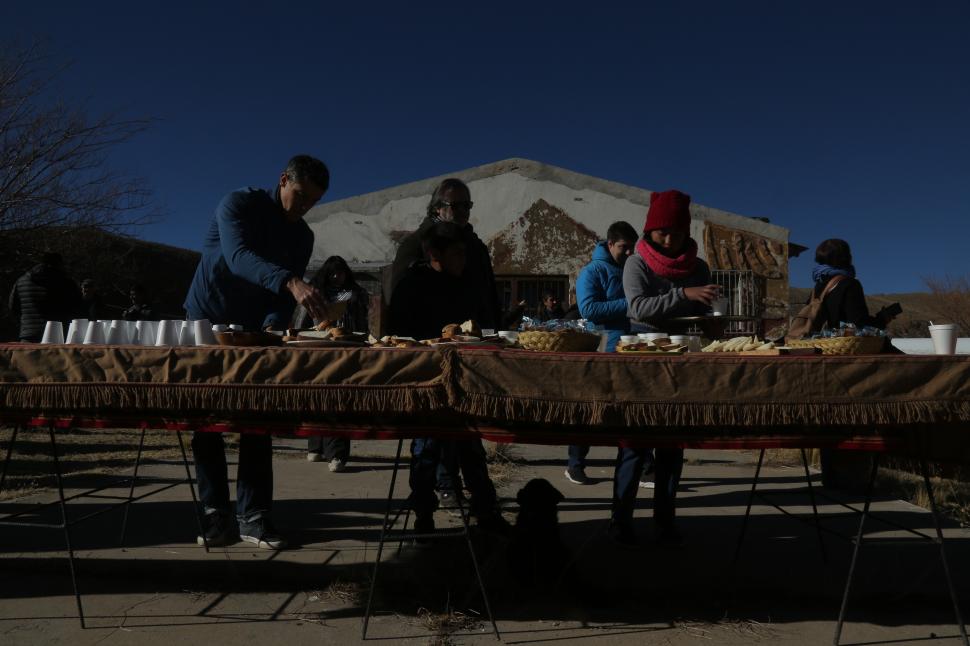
{"left": 293, "top": 255, "right": 370, "bottom": 471}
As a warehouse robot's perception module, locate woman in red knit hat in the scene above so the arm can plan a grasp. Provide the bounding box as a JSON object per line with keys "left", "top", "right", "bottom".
{"left": 609, "top": 189, "right": 721, "bottom": 546}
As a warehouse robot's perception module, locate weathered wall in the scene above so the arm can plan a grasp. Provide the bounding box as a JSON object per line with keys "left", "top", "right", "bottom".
{"left": 304, "top": 158, "right": 792, "bottom": 313}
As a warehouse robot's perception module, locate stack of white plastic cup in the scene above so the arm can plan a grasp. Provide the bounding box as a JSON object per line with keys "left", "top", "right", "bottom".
{"left": 82, "top": 321, "right": 106, "bottom": 344}
{"left": 155, "top": 320, "right": 180, "bottom": 346}
{"left": 66, "top": 319, "right": 89, "bottom": 344}
{"left": 105, "top": 320, "right": 129, "bottom": 345}
{"left": 41, "top": 321, "right": 65, "bottom": 344}
{"left": 135, "top": 320, "right": 155, "bottom": 346}
{"left": 192, "top": 319, "right": 217, "bottom": 345}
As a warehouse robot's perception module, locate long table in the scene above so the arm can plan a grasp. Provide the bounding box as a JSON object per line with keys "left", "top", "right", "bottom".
{"left": 1, "top": 343, "right": 969, "bottom": 643}
{"left": 2, "top": 344, "right": 969, "bottom": 460}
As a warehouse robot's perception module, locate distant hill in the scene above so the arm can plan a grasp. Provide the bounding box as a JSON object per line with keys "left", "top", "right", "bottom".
{"left": 789, "top": 286, "right": 936, "bottom": 337}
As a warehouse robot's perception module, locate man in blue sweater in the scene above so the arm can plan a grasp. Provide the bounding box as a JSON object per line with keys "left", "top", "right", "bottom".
{"left": 184, "top": 155, "right": 330, "bottom": 550}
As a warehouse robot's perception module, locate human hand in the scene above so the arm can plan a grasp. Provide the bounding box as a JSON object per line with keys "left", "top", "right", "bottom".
{"left": 684, "top": 284, "right": 720, "bottom": 306}
{"left": 286, "top": 277, "right": 328, "bottom": 321}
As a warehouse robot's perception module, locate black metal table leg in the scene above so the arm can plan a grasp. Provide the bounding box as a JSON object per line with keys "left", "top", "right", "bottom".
{"left": 732, "top": 448, "right": 765, "bottom": 568}
{"left": 48, "top": 424, "right": 86, "bottom": 628}
{"left": 920, "top": 459, "right": 969, "bottom": 645}
{"left": 362, "top": 437, "right": 404, "bottom": 640}
{"left": 0, "top": 425, "right": 20, "bottom": 494}
{"left": 800, "top": 448, "right": 827, "bottom": 564}
{"left": 119, "top": 428, "right": 147, "bottom": 546}
{"left": 834, "top": 453, "right": 880, "bottom": 645}
{"left": 175, "top": 431, "right": 209, "bottom": 552}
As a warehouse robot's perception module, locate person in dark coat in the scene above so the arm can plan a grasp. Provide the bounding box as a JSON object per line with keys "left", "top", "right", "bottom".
{"left": 390, "top": 178, "right": 501, "bottom": 331}
{"left": 389, "top": 221, "right": 506, "bottom": 535}
{"left": 8, "top": 253, "right": 83, "bottom": 342}
{"left": 811, "top": 238, "right": 895, "bottom": 331}
{"left": 537, "top": 292, "right": 564, "bottom": 322}
{"left": 294, "top": 255, "right": 370, "bottom": 471}
{"left": 79, "top": 278, "right": 107, "bottom": 321}
{"left": 810, "top": 238, "right": 898, "bottom": 488}
{"left": 391, "top": 178, "right": 502, "bottom": 509}
{"left": 122, "top": 284, "right": 157, "bottom": 321}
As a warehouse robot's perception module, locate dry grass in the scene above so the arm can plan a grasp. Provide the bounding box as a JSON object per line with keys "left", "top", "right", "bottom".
{"left": 484, "top": 441, "right": 521, "bottom": 488}
{"left": 675, "top": 617, "right": 776, "bottom": 641}
{"left": 0, "top": 427, "right": 190, "bottom": 501}
{"left": 414, "top": 606, "right": 484, "bottom": 639}
{"left": 321, "top": 579, "right": 363, "bottom": 605}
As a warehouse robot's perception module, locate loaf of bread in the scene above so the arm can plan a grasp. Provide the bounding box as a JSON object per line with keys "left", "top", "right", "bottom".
{"left": 441, "top": 323, "right": 462, "bottom": 338}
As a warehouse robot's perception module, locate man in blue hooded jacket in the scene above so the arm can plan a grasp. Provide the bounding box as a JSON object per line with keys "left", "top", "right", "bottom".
{"left": 184, "top": 154, "right": 330, "bottom": 550}
{"left": 563, "top": 221, "right": 638, "bottom": 485}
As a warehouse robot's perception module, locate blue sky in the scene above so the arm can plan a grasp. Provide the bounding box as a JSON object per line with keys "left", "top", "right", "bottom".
{"left": 2, "top": 1, "right": 967, "bottom": 293}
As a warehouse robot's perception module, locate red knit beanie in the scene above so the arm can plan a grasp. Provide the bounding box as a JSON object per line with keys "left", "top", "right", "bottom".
{"left": 644, "top": 189, "right": 691, "bottom": 232}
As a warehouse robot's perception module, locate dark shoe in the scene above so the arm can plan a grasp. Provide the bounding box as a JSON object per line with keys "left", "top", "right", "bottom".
{"left": 608, "top": 522, "right": 640, "bottom": 548}
{"left": 239, "top": 517, "right": 288, "bottom": 550}
{"left": 197, "top": 511, "right": 235, "bottom": 547}
{"left": 564, "top": 466, "right": 590, "bottom": 485}
{"left": 437, "top": 489, "right": 466, "bottom": 513}
{"left": 413, "top": 515, "right": 435, "bottom": 544}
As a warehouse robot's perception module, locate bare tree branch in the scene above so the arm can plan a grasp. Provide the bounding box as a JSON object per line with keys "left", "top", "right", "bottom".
{"left": 0, "top": 43, "right": 155, "bottom": 235}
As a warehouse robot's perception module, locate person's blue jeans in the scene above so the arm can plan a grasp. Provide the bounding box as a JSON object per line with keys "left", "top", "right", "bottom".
{"left": 567, "top": 445, "right": 589, "bottom": 470}
{"left": 411, "top": 437, "right": 496, "bottom": 517}
{"left": 192, "top": 431, "right": 273, "bottom": 521}
{"left": 611, "top": 446, "right": 683, "bottom": 527}
{"left": 435, "top": 441, "right": 462, "bottom": 492}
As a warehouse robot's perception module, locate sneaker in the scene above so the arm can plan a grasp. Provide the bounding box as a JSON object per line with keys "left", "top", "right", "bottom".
{"left": 196, "top": 511, "right": 235, "bottom": 547}
{"left": 564, "top": 466, "right": 590, "bottom": 485}
{"left": 328, "top": 458, "right": 346, "bottom": 473}
{"left": 307, "top": 452, "right": 323, "bottom": 462}
{"left": 638, "top": 479, "right": 655, "bottom": 489}
{"left": 437, "top": 489, "right": 466, "bottom": 511}
{"left": 239, "top": 517, "right": 288, "bottom": 550}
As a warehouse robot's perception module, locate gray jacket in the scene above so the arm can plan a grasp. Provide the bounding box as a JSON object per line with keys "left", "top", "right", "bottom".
{"left": 622, "top": 253, "right": 712, "bottom": 331}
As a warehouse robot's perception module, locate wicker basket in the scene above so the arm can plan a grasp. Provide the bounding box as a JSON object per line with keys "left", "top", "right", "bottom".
{"left": 517, "top": 329, "right": 601, "bottom": 352}
{"left": 785, "top": 336, "right": 886, "bottom": 355}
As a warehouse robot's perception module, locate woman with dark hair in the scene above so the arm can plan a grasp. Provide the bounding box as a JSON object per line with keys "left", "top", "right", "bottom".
{"left": 811, "top": 238, "right": 894, "bottom": 331}
{"left": 811, "top": 239, "right": 898, "bottom": 488}
{"left": 293, "top": 255, "right": 369, "bottom": 470}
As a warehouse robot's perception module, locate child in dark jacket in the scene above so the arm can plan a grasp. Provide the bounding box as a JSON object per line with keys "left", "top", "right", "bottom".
{"left": 388, "top": 222, "right": 505, "bottom": 535}
{"left": 618, "top": 190, "right": 721, "bottom": 545}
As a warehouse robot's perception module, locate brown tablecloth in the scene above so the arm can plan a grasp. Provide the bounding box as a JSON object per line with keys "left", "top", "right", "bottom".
{"left": 2, "top": 344, "right": 969, "bottom": 460}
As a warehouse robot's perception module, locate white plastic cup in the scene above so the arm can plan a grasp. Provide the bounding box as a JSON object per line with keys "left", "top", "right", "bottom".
{"left": 712, "top": 298, "right": 729, "bottom": 316}
{"left": 192, "top": 319, "right": 217, "bottom": 345}
{"left": 41, "top": 321, "right": 65, "bottom": 344}
{"left": 82, "top": 320, "right": 106, "bottom": 345}
{"left": 66, "top": 319, "right": 89, "bottom": 344}
{"left": 134, "top": 320, "right": 153, "bottom": 346}
{"left": 178, "top": 320, "right": 195, "bottom": 346}
{"left": 155, "top": 320, "right": 180, "bottom": 346}
{"left": 105, "top": 320, "right": 129, "bottom": 345}
{"left": 928, "top": 324, "right": 958, "bottom": 355}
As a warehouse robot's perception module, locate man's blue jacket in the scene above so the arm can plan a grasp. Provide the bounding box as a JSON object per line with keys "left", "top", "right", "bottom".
{"left": 576, "top": 241, "right": 630, "bottom": 352}
{"left": 184, "top": 186, "right": 314, "bottom": 330}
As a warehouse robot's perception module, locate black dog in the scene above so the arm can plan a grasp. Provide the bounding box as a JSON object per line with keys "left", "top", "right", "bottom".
{"left": 507, "top": 478, "right": 569, "bottom": 588}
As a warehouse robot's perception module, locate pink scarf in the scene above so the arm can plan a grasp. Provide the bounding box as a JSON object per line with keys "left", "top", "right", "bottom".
{"left": 636, "top": 237, "right": 698, "bottom": 280}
